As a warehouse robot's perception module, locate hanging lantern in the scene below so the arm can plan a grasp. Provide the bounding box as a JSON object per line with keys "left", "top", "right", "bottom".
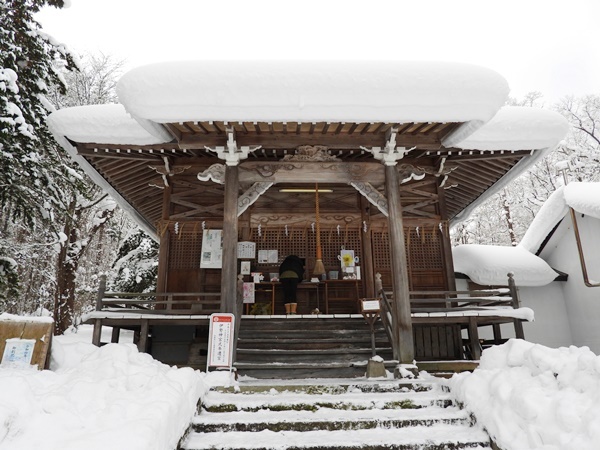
{"left": 313, "top": 183, "right": 325, "bottom": 276}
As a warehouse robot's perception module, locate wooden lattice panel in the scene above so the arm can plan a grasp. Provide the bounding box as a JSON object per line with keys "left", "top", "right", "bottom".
{"left": 168, "top": 232, "right": 202, "bottom": 270}
{"left": 372, "top": 231, "right": 391, "bottom": 269}
{"left": 406, "top": 229, "right": 443, "bottom": 270}
{"left": 251, "top": 227, "right": 362, "bottom": 271}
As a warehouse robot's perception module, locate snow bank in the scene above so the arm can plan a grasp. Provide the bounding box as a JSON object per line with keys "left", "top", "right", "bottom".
{"left": 47, "top": 104, "right": 170, "bottom": 145}
{"left": 453, "top": 244, "right": 557, "bottom": 286}
{"left": 449, "top": 340, "right": 600, "bottom": 450}
{"left": 116, "top": 60, "right": 509, "bottom": 124}
{"left": 455, "top": 106, "right": 569, "bottom": 151}
{"left": 0, "top": 343, "right": 207, "bottom": 450}
{"left": 520, "top": 182, "right": 600, "bottom": 253}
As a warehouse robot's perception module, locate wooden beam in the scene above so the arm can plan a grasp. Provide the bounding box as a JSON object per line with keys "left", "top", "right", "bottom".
{"left": 238, "top": 161, "right": 385, "bottom": 184}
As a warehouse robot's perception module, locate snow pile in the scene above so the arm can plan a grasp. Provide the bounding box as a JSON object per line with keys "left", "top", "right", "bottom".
{"left": 0, "top": 342, "right": 206, "bottom": 450}
{"left": 449, "top": 339, "right": 600, "bottom": 450}
{"left": 116, "top": 60, "right": 509, "bottom": 124}
{"left": 455, "top": 106, "right": 569, "bottom": 151}
{"left": 453, "top": 244, "right": 557, "bottom": 286}
{"left": 47, "top": 104, "right": 170, "bottom": 145}
{"left": 520, "top": 182, "right": 600, "bottom": 253}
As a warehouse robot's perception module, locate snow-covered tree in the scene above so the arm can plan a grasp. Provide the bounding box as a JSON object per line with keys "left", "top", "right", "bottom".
{"left": 110, "top": 229, "right": 159, "bottom": 294}
{"left": 0, "top": 0, "right": 78, "bottom": 224}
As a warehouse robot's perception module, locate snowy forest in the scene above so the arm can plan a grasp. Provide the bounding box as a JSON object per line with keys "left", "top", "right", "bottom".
{"left": 1, "top": 0, "right": 599, "bottom": 334}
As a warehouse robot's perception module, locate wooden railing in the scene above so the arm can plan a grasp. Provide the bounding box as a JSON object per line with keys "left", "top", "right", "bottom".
{"left": 376, "top": 272, "right": 525, "bottom": 361}
{"left": 93, "top": 275, "right": 221, "bottom": 315}
{"left": 96, "top": 291, "right": 221, "bottom": 315}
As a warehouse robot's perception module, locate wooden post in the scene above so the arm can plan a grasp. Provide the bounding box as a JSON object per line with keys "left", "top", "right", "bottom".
{"left": 468, "top": 316, "right": 482, "bottom": 360}
{"left": 156, "top": 184, "right": 172, "bottom": 294}
{"left": 508, "top": 272, "right": 525, "bottom": 339}
{"left": 111, "top": 327, "right": 120, "bottom": 343}
{"left": 92, "top": 319, "right": 102, "bottom": 347}
{"left": 138, "top": 320, "right": 149, "bottom": 352}
{"left": 360, "top": 195, "right": 375, "bottom": 298}
{"left": 92, "top": 275, "right": 106, "bottom": 346}
{"left": 436, "top": 182, "right": 457, "bottom": 291}
{"left": 385, "top": 165, "right": 414, "bottom": 364}
{"left": 221, "top": 165, "right": 239, "bottom": 314}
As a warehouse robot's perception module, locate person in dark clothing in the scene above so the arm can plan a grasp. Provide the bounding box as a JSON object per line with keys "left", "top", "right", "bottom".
{"left": 279, "top": 255, "right": 304, "bottom": 314}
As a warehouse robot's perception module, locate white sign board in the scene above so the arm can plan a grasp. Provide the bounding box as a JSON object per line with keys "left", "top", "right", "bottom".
{"left": 1, "top": 338, "right": 36, "bottom": 368}
{"left": 207, "top": 313, "right": 235, "bottom": 370}
{"left": 361, "top": 299, "right": 381, "bottom": 313}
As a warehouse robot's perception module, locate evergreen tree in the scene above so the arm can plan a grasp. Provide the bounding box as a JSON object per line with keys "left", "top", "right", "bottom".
{"left": 0, "top": 0, "right": 78, "bottom": 224}
{"left": 111, "top": 229, "right": 159, "bottom": 294}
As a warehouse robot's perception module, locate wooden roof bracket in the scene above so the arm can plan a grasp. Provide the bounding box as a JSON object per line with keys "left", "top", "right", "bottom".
{"left": 360, "top": 127, "right": 416, "bottom": 166}
{"left": 204, "top": 126, "right": 262, "bottom": 166}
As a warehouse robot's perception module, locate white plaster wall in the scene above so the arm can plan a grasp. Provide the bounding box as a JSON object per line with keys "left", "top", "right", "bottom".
{"left": 540, "top": 213, "right": 600, "bottom": 353}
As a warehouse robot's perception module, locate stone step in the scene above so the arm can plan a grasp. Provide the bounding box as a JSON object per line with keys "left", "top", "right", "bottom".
{"left": 182, "top": 425, "right": 492, "bottom": 449}
{"left": 192, "top": 406, "right": 473, "bottom": 433}
{"left": 202, "top": 388, "right": 453, "bottom": 412}
{"left": 213, "top": 380, "right": 434, "bottom": 394}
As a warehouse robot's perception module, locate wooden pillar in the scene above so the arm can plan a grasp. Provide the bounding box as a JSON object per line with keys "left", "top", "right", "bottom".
{"left": 468, "top": 317, "right": 482, "bottom": 360}
{"left": 221, "top": 165, "right": 239, "bottom": 314}
{"left": 156, "top": 184, "right": 172, "bottom": 294}
{"left": 138, "top": 320, "right": 149, "bottom": 352}
{"left": 436, "top": 182, "right": 457, "bottom": 291}
{"left": 385, "top": 164, "right": 414, "bottom": 364}
{"left": 359, "top": 195, "right": 375, "bottom": 298}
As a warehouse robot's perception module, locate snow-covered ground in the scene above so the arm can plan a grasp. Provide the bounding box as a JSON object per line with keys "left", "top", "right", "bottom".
{"left": 449, "top": 339, "right": 600, "bottom": 450}
{"left": 1, "top": 323, "right": 599, "bottom": 450}
{"left": 0, "top": 325, "right": 228, "bottom": 450}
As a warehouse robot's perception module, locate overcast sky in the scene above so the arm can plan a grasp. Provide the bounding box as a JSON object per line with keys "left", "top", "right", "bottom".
{"left": 36, "top": 0, "right": 600, "bottom": 104}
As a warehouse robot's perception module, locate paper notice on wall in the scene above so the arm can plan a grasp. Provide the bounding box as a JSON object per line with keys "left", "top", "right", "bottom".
{"left": 200, "top": 229, "right": 223, "bottom": 268}
{"left": 243, "top": 282, "right": 255, "bottom": 303}
{"left": 258, "top": 249, "right": 278, "bottom": 264}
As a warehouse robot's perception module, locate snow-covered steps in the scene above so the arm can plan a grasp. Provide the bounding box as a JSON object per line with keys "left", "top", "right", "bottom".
{"left": 180, "top": 379, "right": 492, "bottom": 450}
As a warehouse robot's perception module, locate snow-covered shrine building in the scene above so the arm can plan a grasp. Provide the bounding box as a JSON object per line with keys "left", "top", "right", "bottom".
{"left": 48, "top": 61, "right": 569, "bottom": 377}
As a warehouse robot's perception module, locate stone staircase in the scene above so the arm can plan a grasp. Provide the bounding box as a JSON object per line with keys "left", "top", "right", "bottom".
{"left": 234, "top": 316, "right": 394, "bottom": 379}
{"left": 179, "top": 379, "right": 492, "bottom": 450}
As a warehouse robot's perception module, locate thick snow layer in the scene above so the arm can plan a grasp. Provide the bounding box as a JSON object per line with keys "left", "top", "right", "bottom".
{"left": 520, "top": 182, "right": 600, "bottom": 253}
{"left": 455, "top": 106, "right": 569, "bottom": 151}
{"left": 0, "top": 336, "right": 206, "bottom": 450}
{"left": 453, "top": 244, "right": 557, "bottom": 286}
{"left": 46, "top": 104, "right": 170, "bottom": 145}
{"left": 449, "top": 339, "right": 600, "bottom": 450}
{"left": 116, "top": 60, "right": 509, "bottom": 124}
{"left": 0, "top": 312, "right": 54, "bottom": 324}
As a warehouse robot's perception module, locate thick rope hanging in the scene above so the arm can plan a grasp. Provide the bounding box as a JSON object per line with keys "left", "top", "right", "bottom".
{"left": 313, "top": 183, "right": 325, "bottom": 275}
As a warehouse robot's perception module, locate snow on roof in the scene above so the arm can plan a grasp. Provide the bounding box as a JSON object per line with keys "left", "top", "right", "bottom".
{"left": 115, "top": 60, "right": 509, "bottom": 124}
{"left": 47, "top": 104, "right": 170, "bottom": 145}
{"left": 453, "top": 244, "right": 558, "bottom": 286}
{"left": 519, "top": 182, "right": 600, "bottom": 253}
{"left": 454, "top": 106, "right": 569, "bottom": 151}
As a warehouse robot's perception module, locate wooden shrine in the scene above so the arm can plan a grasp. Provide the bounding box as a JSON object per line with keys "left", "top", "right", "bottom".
{"left": 48, "top": 61, "right": 563, "bottom": 375}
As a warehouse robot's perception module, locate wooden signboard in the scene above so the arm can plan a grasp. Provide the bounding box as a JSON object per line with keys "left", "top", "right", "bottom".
{"left": 0, "top": 316, "right": 53, "bottom": 370}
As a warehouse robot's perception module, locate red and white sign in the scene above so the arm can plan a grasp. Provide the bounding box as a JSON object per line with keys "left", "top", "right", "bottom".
{"left": 207, "top": 313, "right": 235, "bottom": 370}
